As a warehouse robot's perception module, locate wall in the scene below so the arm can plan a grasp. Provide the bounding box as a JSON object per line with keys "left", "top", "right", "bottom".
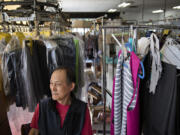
{"left": 121, "top": 9, "right": 180, "bottom": 24}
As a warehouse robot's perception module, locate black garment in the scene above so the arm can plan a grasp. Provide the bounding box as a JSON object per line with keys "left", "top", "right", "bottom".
{"left": 38, "top": 96, "right": 87, "bottom": 135}
{"left": 176, "top": 70, "right": 180, "bottom": 134}
{"left": 31, "top": 40, "right": 51, "bottom": 102}
{"left": 140, "top": 61, "right": 177, "bottom": 135}
{"left": 34, "top": 41, "right": 51, "bottom": 97}
{"left": 47, "top": 37, "right": 76, "bottom": 77}
{"left": 21, "top": 45, "right": 37, "bottom": 111}
{"left": 3, "top": 49, "right": 26, "bottom": 108}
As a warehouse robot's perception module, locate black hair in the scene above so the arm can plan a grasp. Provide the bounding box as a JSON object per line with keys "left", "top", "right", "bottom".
{"left": 52, "top": 65, "right": 76, "bottom": 85}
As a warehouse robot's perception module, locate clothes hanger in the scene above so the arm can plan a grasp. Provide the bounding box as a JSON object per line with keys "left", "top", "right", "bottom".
{"left": 133, "top": 27, "right": 145, "bottom": 79}
{"left": 122, "top": 28, "right": 128, "bottom": 59}
{"left": 111, "top": 33, "right": 122, "bottom": 48}
{"left": 111, "top": 29, "right": 128, "bottom": 59}
{"left": 138, "top": 60, "right": 145, "bottom": 79}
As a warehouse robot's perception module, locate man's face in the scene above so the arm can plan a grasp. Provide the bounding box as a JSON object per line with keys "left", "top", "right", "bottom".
{"left": 50, "top": 69, "right": 74, "bottom": 102}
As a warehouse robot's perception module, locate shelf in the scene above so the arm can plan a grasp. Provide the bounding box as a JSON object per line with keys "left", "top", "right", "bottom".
{"left": 0, "top": 1, "right": 58, "bottom": 9}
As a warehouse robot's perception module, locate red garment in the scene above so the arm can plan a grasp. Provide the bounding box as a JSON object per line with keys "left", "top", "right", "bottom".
{"left": 30, "top": 102, "right": 92, "bottom": 135}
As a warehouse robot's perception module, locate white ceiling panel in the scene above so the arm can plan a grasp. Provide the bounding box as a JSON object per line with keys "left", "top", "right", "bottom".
{"left": 58, "top": 0, "right": 180, "bottom": 12}
{"left": 59, "top": 0, "right": 121, "bottom": 12}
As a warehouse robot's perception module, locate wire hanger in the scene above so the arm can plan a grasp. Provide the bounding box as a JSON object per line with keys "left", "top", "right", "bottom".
{"left": 111, "top": 29, "right": 128, "bottom": 59}
{"left": 111, "top": 33, "right": 122, "bottom": 48}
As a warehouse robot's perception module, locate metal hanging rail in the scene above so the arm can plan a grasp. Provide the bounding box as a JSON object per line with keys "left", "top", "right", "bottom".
{"left": 102, "top": 25, "right": 180, "bottom": 29}
{"left": 100, "top": 24, "right": 180, "bottom": 135}
{"left": 0, "top": 0, "right": 62, "bottom": 22}
{"left": 0, "top": 1, "right": 58, "bottom": 8}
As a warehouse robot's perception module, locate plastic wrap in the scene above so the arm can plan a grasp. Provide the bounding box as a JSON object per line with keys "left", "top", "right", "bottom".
{"left": 1, "top": 36, "right": 21, "bottom": 96}
{"left": 60, "top": 34, "right": 86, "bottom": 100}
{"left": 74, "top": 39, "right": 86, "bottom": 100}
{"left": 43, "top": 40, "right": 58, "bottom": 78}
{"left": 0, "top": 40, "right": 7, "bottom": 92}
{"left": 0, "top": 40, "right": 6, "bottom": 55}
{"left": 1, "top": 37, "right": 50, "bottom": 111}
{"left": 20, "top": 44, "right": 37, "bottom": 111}
{"left": 44, "top": 36, "right": 76, "bottom": 78}
{"left": 73, "top": 36, "right": 85, "bottom": 88}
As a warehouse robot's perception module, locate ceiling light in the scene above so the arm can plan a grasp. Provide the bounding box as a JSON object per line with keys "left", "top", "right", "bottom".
{"left": 173, "top": 6, "right": 180, "bottom": 9}
{"left": 152, "top": 9, "right": 164, "bottom": 13}
{"left": 4, "top": 5, "right": 21, "bottom": 10}
{"left": 108, "top": 9, "right": 117, "bottom": 13}
{"left": 118, "top": 2, "right": 131, "bottom": 8}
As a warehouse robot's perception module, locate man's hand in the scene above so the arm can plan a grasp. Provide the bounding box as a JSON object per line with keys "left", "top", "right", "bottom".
{"left": 28, "top": 128, "right": 39, "bottom": 135}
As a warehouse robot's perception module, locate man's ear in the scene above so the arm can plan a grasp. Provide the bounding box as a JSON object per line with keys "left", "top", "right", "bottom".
{"left": 70, "top": 82, "right": 75, "bottom": 91}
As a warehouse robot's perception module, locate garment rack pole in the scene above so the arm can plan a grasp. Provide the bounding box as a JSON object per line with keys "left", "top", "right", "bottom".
{"left": 100, "top": 24, "right": 180, "bottom": 135}
{"left": 102, "top": 27, "right": 107, "bottom": 135}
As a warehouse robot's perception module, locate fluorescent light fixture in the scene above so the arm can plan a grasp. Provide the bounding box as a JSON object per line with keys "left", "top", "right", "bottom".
{"left": 22, "top": 21, "right": 27, "bottom": 25}
{"left": 118, "top": 2, "right": 131, "bottom": 8}
{"left": 16, "top": 21, "right": 21, "bottom": 24}
{"left": 152, "top": 9, "right": 164, "bottom": 13}
{"left": 173, "top": 5, "right": 180, "bottom": 9}
{"left": 108, "top": 9, "right": 117, "bottom": 12}
{"left": 4, "top": 5, "right": 21, "bottom": 10}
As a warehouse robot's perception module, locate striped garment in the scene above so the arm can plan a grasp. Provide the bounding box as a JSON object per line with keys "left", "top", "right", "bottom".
{"left": 114, "top": 54, "right": 137, "bottom": 135}
{"left": 121, "top": 57, "right": 136, "bottom": 135}
{"left": 114, "top": 53, "right": 124, "bottom": 135}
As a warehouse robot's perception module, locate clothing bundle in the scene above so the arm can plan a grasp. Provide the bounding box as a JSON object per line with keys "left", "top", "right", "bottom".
{"left": 111, "top": 31, "right": 180, "bottom": 135}
{"left": 111, "top": 50, "right": 140, "bottom": 135}
{"left": 85, "top": 35, "right": 98, "bottom": 59}
{"left": 140, "top": 37, "right": 180, "bottom": 135}
{"left": 0, "top": 33, "right": 85, "bottom": 112}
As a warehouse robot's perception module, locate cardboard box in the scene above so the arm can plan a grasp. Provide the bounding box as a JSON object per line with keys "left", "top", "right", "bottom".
{"left": 72, "top": 20, "right": 92, "bottom": 28}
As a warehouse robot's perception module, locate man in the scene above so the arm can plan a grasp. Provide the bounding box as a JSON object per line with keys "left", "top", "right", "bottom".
{"left": 29, "top": 66, "right": 92, "bottom": 135}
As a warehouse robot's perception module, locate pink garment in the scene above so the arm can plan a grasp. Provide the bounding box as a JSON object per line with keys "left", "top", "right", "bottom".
{"left": 111, "top": 51, "right": 121, "bottom": 135}
{"left": 7, "top": 103, "right": 34, "bottom": 135}
{"left": 127, "top": 52, "right": 140, "bottom": 135}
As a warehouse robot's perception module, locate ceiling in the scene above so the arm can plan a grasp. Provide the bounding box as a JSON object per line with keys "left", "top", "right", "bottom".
{"left": 2, "top": 0, "right": 180, "bottom": 20}
{"left": 59, "top": 0, "right": 180, "bottom": 13}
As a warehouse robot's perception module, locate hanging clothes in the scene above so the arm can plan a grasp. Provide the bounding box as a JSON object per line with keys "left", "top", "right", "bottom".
{"left": 111, "top": 50, "right": 122, "bottom": 135}
{"left": 56, "top": 33, "right": 86, "bottom": 100}
{"left": 140, "top": 61, "right": 177, "bottom": 135}
{"left": 74, "top": 39, "right": 79, "bottom": 93}
{"left": 121, "top": 57, "right": 134, "bottom": 135}
{"left": 114, "top": 52, "right": 124, "bottom": 135}
{"left": 177, "top": 69, "right": 180, "bottom": 135}
{"left": 2, "top": 36, "right": 21, "bottom": 96}
{"left": 113, "top": 51, "right": 140, "bottom": 135}
{"left": 1, "top": 34, "right": 85, "bottom": 111}
{"left": 21, "top": 44, "right": 37, "bottom": 111}
{"left": 161, "top": 38, "right": 180, "bottom": 69}
{"left": 74, "top": 39, "right": 86, "bottom": 100}
{"left": 127, "top": 52, "right": 140, "bottom": 135}
{"left": 31, "top": 40, "right": 51, "bottom": 101}
{"left": 85, "top": 35, "right": 98, "bottom": 59}
{"left": 44, "top": 36, "right": 76, "bottom": 77}
{"left": 149, "top": 33, "right": 162, "bottom": 94}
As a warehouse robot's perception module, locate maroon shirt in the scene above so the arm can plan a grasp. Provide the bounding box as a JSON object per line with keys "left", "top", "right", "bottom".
{"left": 30, "top": 102, "right": 92, "bottom": 135}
